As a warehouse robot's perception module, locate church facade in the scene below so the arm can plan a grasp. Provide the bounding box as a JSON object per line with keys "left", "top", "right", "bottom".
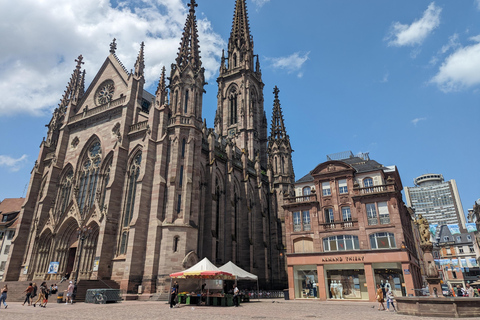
{"left": 5, "top": 0, "right": 294, "bottom": 293}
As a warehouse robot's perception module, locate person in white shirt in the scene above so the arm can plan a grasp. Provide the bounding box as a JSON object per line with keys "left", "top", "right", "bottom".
{"left": 233, "top": 285, "right": 239, "bottom": 307}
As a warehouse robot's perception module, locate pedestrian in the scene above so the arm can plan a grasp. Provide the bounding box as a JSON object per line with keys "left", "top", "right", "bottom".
{"left": 456, "top": 285, "right": 464, "bottom": 297}
{"left": 465, "top": 283, "right": 474, "bottom": 298}
{"left": 66, "top": 281, "right": 74, "bottom": 304}
{"left": 376, "top": 284, "right": 385, "bottom": 311}
{"left": 233, "top": 285, "right": 239, "bottom": 307}
{"left": 33, "top": 281, "right": 47, "bottom": 307}
{"left": 0, "top": 285, "right": 8, "bottom": 309}
{"left": 52, "top": 284, "right": 58, "bottom": 295}
{"left": 22, "top": 283, "right": 34, "bottom": 306}
{"left": 31, "top": 282, "right": 37, "bottom": 301}
{"left": 170, "top": 282, "right": 178, "bottom": 308}
{"left": 385, "top": 288, "right": 396, "bottom": 312}
{"left": 42, "top": 285, "right": 50, "bottom": 308}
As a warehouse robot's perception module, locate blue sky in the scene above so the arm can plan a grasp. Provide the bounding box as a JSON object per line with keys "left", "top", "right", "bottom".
{"left": 0, "top": 0, "right": 479, "bottom": 217}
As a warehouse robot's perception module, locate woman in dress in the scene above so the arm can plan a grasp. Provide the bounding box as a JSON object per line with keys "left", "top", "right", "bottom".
{"left": 376, "top": 284, "right": 385, "bottom": 311}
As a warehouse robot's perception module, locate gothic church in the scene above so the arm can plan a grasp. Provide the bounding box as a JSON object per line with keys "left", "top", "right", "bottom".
{"left": 5, "top": 0, "right": 294, "bottom": 293}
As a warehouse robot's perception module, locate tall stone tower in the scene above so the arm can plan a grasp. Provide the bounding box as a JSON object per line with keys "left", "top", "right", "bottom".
{"left": 215, "top": 0, "right": 268, "bottom": 167}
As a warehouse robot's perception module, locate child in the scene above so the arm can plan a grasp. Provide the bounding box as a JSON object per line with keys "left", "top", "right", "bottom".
{"left": 386, "top": 288, "right": 396, "bottom": 312}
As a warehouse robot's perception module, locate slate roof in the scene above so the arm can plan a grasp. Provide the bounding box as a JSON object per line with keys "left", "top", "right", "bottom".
{"left": 436, "top": 225, "right": 473, "bottom": 245}
{"left": 0, "top": 198, "right": 24, "bottom": 228}
{"left": 295, "top": 157, "right": 388, "bottom": 184}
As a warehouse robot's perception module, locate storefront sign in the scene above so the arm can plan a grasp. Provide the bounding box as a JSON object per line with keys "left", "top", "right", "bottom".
{"left": 403, "top": 269, "right": 410, "bottom": 274}
{"left": 321, "top": 255, "right": 365, "bottom": 263}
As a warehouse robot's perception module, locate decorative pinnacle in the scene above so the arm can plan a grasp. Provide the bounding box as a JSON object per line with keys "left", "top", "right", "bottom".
{"left": 187, "top": 0, "right": 198, "bottom": 12}
{"left": 110, "top": 38, "right": 117, "bottom": 54}
{"left": 273, "top": 86, "right": 279, "bottom": 98}
{"left": 75, "top": 55, "right": 84, "bottom": 69}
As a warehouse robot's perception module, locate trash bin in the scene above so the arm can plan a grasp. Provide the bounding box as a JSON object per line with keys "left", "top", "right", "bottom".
{"left": 57, "top": 292, "right": 64, "bottom": 303}
{"left": 283, "top": 289, "right": 289, "bottom": 300}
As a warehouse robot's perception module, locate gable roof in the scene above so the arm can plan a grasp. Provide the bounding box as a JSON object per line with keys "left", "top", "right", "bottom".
{"left": 219, "top": 261, "right": 258, "bottom": 280}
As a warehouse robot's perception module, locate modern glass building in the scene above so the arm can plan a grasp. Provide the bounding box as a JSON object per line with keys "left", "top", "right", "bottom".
{"left": 404, "top": 174, "right": 466, "bottom": 230}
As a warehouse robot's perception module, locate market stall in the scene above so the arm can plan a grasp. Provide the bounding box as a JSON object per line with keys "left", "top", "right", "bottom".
{"left": 170, "top": 258, "right": 236, "bottom": 306}
{"left": 219, "top": 261, "right": 259, "bottom": 301}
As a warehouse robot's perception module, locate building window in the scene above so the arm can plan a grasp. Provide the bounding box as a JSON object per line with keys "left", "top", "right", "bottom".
{"left": 119, "top": 152, "right": 142, "bottom": 255}
{"left": 77, "top": 141, "right": 102, "bottom": 214}
{"left": 323, "top": 235, "right": 359, "bottom": 252}
{"left": 229, "top": 90, "right": 238, "bottom": 125}
{"left": 293, "top": 211, "right": 311, "bottom": 232}
{"left": 378, "top": 202, "right": 390, "bottom": 224}
{"left": 177, "top": 194, "right": 182, "bottom": 213}
{"left": 1, "top": 215, "right": 7, "bottom": 222}
{"left": 324, "top": 208, "right": 334, "bottom": 223}
{"left": 446, "top": 248, "right": 451, "bottom": 255}
{"left": 293, "top": 238, "right": 314, "bottom": 253}
{"left": 458, "top": 247, "right": 464, "bottom": 254}
{"left": 303, "top": 187, "right": 311, "bottom": 200}
{"left": 3, "top": 245, "right": 10, "bottom": 255}
{"left": 179, "top": 165, "right": 184, "bottom": 186}
{"left": 363, "top": 178, "right": 373, "bottom": 188}
{"left": 338, "top": 179, "right": 348, "bottom": 194}
{"left": 456, "top": 236, "right": 461, "bottom": 242}
{"left": 6, "top": 231, "right": 14, "bottom": 240}
{"left": 469, "top": 246, "right": 475, "bottom": 253}
{"left": 173, "top": 236, "right": 179, "bottom": 252}
{"left": 366, "top": 203, "right": 377, "bottom": 225}
{"left": 369, "top": 232, "right": 396, "bottom": 249}
{"left": 467, "top": 235, "right": 472, "bottom": 241}
{"left": 0, "top": 261, "right": 5, "bottom": 271}
{"left": 184, "top": 89, "right": 189, "bottom": 113}
{"left": 342, "top": 207, "right": 351, "bottom": 222}
{"left": 452, "top": 271, "right": 457, "bottom": 279}
{"left": 322, "top": 182, "right": 331, "bottom": 196}
{"left": 443, "top": 236, "right": 449, "bottom": 242}
{"left": 0, "top": 232, "right": 3, "bottom": 240}
{"left": 181, "top": 139, "right": 186, "bottom": 158}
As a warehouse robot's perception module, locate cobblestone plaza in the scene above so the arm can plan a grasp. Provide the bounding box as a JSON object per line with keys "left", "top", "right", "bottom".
{"left": 0, "top": 299, "right": 461, "bottom": 320}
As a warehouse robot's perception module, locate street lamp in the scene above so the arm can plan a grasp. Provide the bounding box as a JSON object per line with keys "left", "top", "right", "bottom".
{"left": 74, "top": 225, "right": 93, "bottom": 286}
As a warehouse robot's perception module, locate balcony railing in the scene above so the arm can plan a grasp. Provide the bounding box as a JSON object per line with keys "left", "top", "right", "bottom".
{"left": 367, "top": 217, "right": 378, "bottom": 226}
{"left": 320, "top": 220, "right": 358, "bottom": 230}
{"left": 293, "top": 224, "right": 311, "bottom": 232}
{"left": 353, "top": 184, "right": 395, "bottom": 196}
{"left": 380, "top": 216, "right": 391, "bottom": 224}
{"left": 285, "top": 194, "right": 317, "bottom": 204}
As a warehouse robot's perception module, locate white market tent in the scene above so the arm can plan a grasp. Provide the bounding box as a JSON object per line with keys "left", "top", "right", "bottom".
{"left": 219, "top": 261, "right": 259, "bottom": 300}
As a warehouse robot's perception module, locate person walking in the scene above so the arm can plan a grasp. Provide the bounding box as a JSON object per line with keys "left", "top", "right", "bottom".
{"left": 22, "top": 283, "right": 34, "bottom": 306}
{"left": 33, "top": 282, "right": 47, "bottom": 307}
{"left": 170, "top": 282, "right": 178, "bottom": 308}
{"left": 376, "top": 284, "right": 385, "bottom": 311}
{"left": 0, "top": 285, "right": 8, "bottom": 309}
{"left": 385, "top": 288, "right": 396, "bottom": 312}
{"left": 465, "top": 283, "right": 475, "bottom": 297}
{"left": 41, "top": 285, "right": 50, "bottom": 308}
{"left": 66, "top": 281, "right": 75, "bottom": 304}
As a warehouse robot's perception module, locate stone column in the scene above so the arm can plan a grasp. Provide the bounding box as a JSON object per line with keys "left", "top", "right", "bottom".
{"left": 421, "top": 243, "right": 442, "bottom": 297}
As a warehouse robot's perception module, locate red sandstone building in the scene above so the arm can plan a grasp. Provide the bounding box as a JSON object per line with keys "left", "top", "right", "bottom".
{"left": 283, "top": 152, "right": 422, "bottom": 301}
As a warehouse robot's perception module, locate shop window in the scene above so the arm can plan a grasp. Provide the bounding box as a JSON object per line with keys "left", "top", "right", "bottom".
{"left": 374, "top": 266, "right": 405, "bottom": 297}
{"left": 323, "top": 235, "right": 359, "bottom": 252}
{"left": 338, "top": 179, "right": 348, "bottom": 194}
{"left": 369, "top": 232, "right": 396, "bottom": 249}
{"left": 293, "top": 265, "right": 318, "bottom": 299}
{"left": 326, "top": 268, "right": 367, "bottom": 300}
{"left": 322, "top": 182, "right": 331, "bottom": 196}
{"left": 293, "top": 238, "right": 314, "bottom": 253}
{"left": 342, "top": 207, "right": 352, "bottom": 222}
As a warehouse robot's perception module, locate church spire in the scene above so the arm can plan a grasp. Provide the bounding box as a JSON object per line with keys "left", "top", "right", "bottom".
{"left": 230, "top": 0, "right": 252, "bottom": 50}
{"left": 270, "top": 86, "right": 288, "bottom": 141}
{"left": 175, "top": 0, "right": 202, "bottom": 71}
{"left": 134, "top": 41, "right": 145, "bottom": 78}
{"left": 155, "top": 66, "right": 167, "bottom": 106}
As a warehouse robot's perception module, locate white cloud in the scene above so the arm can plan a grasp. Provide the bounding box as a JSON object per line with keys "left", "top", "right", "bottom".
{"left": 431, "top": 36, "right": 480, "bottom": 92}
{"left": 266, "top": 52, "right": 310, "bottom": 77}
{"left": 476, "top": 0, "right": 480, "bottom": 10}
{"left": 386, "top": 2, "right": 441, "bottom": 47}
{"left": 411, "top": 117, "right": 427, "bottom": 126}
{"left": 429, "top": 33, "right": 460, "bottom": 66}
{"left": 0, "top": 155, "right": 28, "bottom": 172}
{"left": 0, "top": 0, "right": 224, "bottom": 116}
{"left": 252, "top": 0, "right": 270, "bottom": 9}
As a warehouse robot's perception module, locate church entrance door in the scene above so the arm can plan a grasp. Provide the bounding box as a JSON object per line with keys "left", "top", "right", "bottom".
{"left": 65, "top": 247, "right": 76, "bottom": 276}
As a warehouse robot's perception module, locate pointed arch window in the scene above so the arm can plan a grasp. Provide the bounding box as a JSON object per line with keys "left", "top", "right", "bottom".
{"left": 55, "top": 169, "right": 74, "bottom": 217}
{"left": 181, "top": 139, "right": 186, "bottom": 158}
{"left": 184, "top": 89, "right": 189, "bottom": 113}
{"left": 173, "top": 236, "right": 179, "bottom": 252}
{"left": 229, "top": 90, "right": 238, "bottom": 125}
{"left": 77, "top": 141, "right": 102, "bottom": 215}
{"left": 118, "top": 152, "right": 141, "bottom": 255}
{"left": 100, "top": 160, "right": 112, "bottom": 209}
{"left": 233, "top": 53, "right": 237, "bottom": 68}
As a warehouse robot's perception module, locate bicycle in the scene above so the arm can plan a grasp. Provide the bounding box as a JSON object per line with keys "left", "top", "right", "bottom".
{"left": 93, "top": 292, "right": 106, "bottom": 304}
